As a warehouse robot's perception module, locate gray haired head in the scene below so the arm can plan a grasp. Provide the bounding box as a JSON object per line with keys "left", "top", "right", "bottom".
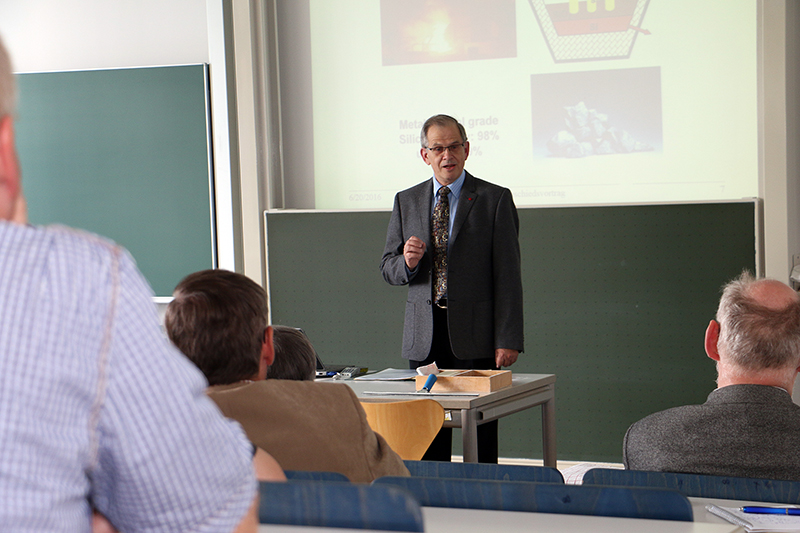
{"left": 716, "top": 272, "right": 800, "bottom": 370}
{"left": 420, "top": 114, "right": 467, "bottom": 148}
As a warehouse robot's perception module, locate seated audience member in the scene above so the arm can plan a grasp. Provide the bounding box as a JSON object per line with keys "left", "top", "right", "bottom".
{"left": 0, "top": 34, "right": 265, "bottom": 531}
{"left": 165, "top": 269, "right": 410, "bottom": 483}
{"left": 268, "top": 325, "right": 316, "bottom": 380}
{"left": 624, "top": 272, "right": 800, "bottom": 481}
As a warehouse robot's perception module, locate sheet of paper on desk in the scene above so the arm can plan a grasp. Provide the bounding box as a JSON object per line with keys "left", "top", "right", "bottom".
{"left": 707, "top": 505, "right": 800, "bottom": 532}
{"left": 353, "top": 368, "right": 417, "bottom": 380}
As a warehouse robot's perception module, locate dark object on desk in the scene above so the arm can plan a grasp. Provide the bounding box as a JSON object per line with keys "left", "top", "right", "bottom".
{"left": 402, "top": 460, "right": 564, "bottom": 483}
{"left": 336, "top": 366, "right": 369, "bottom": 379}
{"left": 315, "top": 353, "right": 351, "bottom": 377}
{"left": 373, "top": 477, "right": 693, "bottom": 521}
{"left": 583, "top": 468, "right": 800, "bottom": 505}
{"left": 259, "top": 480, "right": 424, "bottom": 532}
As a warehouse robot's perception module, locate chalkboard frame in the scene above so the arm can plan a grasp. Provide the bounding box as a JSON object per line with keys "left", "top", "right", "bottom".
{"left": 265, "top": 200, "right": 757, "bottom": 461}
{"left": 15, "top": 64, "right": 216, "bottom": 297}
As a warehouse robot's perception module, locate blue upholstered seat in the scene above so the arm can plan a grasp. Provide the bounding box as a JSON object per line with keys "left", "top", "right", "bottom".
{"left": 283, "top": 470, "right": 350, "bottom": 482}
{"left": 402, "top": 460, "right": 564, "bottom": 483}
{"left": 583, "top": 468, "right": 800, "bottom": 505}
{"left": 259, "top": 480, "right": 424, "bottom": 531}
{"left": 373, "top": 476, "right": 693, "bottom": 521}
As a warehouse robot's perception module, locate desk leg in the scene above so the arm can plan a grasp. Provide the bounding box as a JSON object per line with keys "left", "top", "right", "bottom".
{"left": 542, "top": 392, "right": 557, "bottom": 468}
{"left": 461, "top": 408, "right": 479, "bottom": 463}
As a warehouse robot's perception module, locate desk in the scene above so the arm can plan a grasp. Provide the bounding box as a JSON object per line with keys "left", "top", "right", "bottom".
{"left": 257, "top": 506, "right": 743, "bottom": 532}
{"left": 346, "top": 373, "right": 556, "bottom": 466}
{"left": 690, "top": 496, "right": 777, "bottom": 525}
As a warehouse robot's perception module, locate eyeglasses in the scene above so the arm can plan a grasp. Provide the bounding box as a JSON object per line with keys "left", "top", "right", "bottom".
{"left": 425, "top": 142, "right": 465, "bottom": 155}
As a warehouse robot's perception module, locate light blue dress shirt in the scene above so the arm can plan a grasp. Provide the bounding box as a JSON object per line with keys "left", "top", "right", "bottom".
{"left": 0, "top": 222, "right": 256, "bottom": 532}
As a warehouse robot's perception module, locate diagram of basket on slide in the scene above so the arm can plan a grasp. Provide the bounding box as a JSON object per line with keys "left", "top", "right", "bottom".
{"left": 529, "top": 0, "right": 652, "bottom": 63}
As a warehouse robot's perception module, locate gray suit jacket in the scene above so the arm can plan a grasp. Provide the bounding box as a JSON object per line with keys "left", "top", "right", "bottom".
{"left": 380, "top": 172, "right": 524, "bottom": 361}
{"left": 623, "top": 384, "right": 800, "bottom": 481}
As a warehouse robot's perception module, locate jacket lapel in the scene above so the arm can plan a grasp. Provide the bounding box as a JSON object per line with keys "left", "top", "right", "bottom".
{"left": 451, "top": 172, "right": 477, "bottom": 245}
{"left": 414, "top": 180, "right": 434, "bottom": 251}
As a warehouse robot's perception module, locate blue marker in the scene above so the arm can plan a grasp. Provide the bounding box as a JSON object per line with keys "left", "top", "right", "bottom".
{"left": 420, "top": 374, "right": 437, "bottom": 393}
{"left": 742, "top": 507, "right": 800, "bottom": 515}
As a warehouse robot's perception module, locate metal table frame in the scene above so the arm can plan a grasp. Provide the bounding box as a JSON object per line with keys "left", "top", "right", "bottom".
{"left": 346, "top": 373, "right": 557, "bottom": 466}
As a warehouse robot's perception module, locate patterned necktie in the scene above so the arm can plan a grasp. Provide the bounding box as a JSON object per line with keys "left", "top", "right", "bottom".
{"left": 432, "top": 186, "right": 450, "bottom": 306}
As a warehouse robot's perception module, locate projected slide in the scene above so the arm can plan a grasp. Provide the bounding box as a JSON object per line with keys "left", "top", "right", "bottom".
{"left": 303, "top": 0, "right": 757, "bottom": 209}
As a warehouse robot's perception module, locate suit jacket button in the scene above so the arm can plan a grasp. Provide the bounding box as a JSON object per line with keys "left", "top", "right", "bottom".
{"left": 426, "top": 299, "right": 432, "bottom": 305}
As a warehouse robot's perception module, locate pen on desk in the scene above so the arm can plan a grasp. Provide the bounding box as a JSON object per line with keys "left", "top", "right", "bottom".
{"left": 742, "top": 506, "right": 800, "bottom": 515}
{"left": 420, "top": 374, "right": 437, "bottom": 393}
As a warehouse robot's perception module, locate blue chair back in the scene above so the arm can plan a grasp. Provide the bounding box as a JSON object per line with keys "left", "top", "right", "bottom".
{"left": 284, "top": 470, "right": 350, "bottom": 482}
{"left": 583, "top": 468, "right": 800, "bottom": 505}
{"left": 259, "top": 480, "right": 424, "bottom": 532}
{"left": 373, "top": 476, "right": 692, "bottom": 521}
{"left": 403, "top": 460, "right": 564, "bottom": 483}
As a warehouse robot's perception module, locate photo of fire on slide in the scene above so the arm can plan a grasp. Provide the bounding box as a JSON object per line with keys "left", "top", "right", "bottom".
{"left": 379, "top": 0, "right": 517, "bottom": 66}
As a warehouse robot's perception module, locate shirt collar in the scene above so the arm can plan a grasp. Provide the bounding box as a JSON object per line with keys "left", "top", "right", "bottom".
{"left": 433, "top": 171, "right": 465, "bottom": 199}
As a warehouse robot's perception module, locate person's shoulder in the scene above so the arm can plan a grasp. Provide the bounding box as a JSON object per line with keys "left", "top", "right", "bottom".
{"left": 465, "top": 172, "right": 511, "bottom": 195}
{"left": 272, "top": 380, "right": 363, "bottom": 408}
{"left": 1, "top": 222, "right": 130, "bottom": 272}
{"left": 37, "top": 223, "right": 123, "bottom": 260}
{"left": 627, "top": 403, "right": 700, "bottom": 436}
{"left": 397, "top": 179, "right": 432, "bottom": 197}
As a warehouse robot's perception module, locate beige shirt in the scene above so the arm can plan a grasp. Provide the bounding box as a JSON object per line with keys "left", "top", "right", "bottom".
{"left": 207, "top": 380, "right": 409, "bottom": 483}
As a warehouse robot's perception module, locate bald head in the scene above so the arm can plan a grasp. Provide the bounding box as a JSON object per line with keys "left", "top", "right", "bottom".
{"left": 748, "top": 279, "right": 800, "bottom": 310}
{"left": 715, "top": 273, "right": 800, "bottom": 373}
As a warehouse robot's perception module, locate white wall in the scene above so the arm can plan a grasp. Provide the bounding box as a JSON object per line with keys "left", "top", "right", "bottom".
{"left": 0, "top": 0, "right": 209, "bottom": 71}
{"left": 0, "top": 0, "right": 246, "bottom": 277}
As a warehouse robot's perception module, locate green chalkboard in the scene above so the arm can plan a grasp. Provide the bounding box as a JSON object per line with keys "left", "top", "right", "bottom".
{"left": 15, "top": 65, "right": 214, "bottom": 296}
{"left": 266, "top": 201, "right": 756, "bottom": 462}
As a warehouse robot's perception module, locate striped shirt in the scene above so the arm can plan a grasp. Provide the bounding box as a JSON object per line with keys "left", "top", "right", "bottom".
{"left": 0, "top": 222, "right": 256, "bottom": 532}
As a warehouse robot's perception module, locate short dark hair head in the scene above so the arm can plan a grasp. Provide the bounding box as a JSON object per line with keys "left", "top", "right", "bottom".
{"left": 420, "top": 114, "right": 467, "bottom": 148}
{"left": 269, "top": 326, "right": 317, "bottom": 381}
{"left": 716, "top": 271, "right": 800, "bottom": 370}
{"left": 165, "top": 269, "right": 268, "bottom": 385}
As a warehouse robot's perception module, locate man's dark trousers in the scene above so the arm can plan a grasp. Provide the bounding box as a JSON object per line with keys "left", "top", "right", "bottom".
{"left": 409, "top": 303, "right": 498, "bottom": 463}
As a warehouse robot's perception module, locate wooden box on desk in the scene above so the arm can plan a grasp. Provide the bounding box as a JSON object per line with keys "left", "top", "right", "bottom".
{"left": 414, "top": 370, "right": 512, "bottom": 392}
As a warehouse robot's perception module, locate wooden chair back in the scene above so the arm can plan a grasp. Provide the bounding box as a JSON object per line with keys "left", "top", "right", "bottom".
{"left": 360, "top": 399, "right": 445, "bottom": 460}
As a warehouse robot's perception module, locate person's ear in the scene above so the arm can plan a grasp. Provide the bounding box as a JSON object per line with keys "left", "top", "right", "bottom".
{"left": 257, "top": 326, "right": 274, "bottom": 380}
{"left": 420, "top": 147, "right": 432, "bottom": 166}
{"left": 705, "top": 320, "right": 721, "bottom": 361}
